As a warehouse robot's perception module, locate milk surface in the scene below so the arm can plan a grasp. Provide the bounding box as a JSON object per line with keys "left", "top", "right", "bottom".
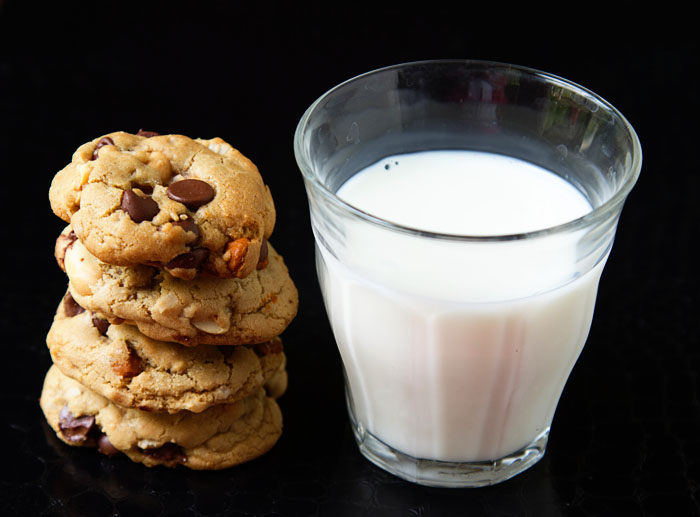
{"left": 339, "top": 150, "right": 591, "bottom": 235}
{"left": 316, "top": 150, "right": 605, "bottom": 462}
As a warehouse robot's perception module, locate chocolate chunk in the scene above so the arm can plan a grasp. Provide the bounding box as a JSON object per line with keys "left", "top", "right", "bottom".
{"left": 58, "top": 405, "right": 96, "bottom": 444}
{"left": 140, "top": 443, "right": 186, "bottom": 463}
{"left": 173, "top": 218, "right": 200, "bottom": 239}
{"left": 136, "top": 129, "right": 160, "bottom": 137}
{"left": 91, "top": 316, "right": 110, "bottom": 336}
{"left": 97, "top": 434, "right": 120, "bottom": 456}
{"left": 164, "top": 248, "right": 209, "bottom": 270}
{"left": 258, "top": 238, "right": 268, "bottom": 265}
{"left": 63, "top": 292, "right": 85, "bottom": 317}
{"left": 121, "top": 190, "right": 159, "bottom": 223}
{"left": 91, "top": 137, "right": 115, "bottom": 160}
{"left": 166, "top": 179, "right": 215, "bottom": 210}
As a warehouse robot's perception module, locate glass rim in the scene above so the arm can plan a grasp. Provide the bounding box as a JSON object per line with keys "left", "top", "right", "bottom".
{"left": 294, "top": 59, "right": 643, "bottom": 242}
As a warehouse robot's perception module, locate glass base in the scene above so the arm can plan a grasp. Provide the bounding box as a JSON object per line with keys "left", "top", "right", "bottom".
{"left": 347, "top": 401, "right": 549, "bottom": 488}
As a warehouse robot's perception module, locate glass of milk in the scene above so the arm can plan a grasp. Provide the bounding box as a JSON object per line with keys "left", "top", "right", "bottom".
{"left": 294, "top": 60, "right": 641, "bottom": 487}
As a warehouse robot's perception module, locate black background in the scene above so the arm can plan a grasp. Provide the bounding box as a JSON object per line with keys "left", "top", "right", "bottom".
{"left": 1, "top": 2, "right": 698, "bottom": 516}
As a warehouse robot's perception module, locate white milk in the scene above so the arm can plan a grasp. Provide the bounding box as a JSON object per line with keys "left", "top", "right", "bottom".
{"left": 316, "top": 150, "right": 605, "bottom": 462}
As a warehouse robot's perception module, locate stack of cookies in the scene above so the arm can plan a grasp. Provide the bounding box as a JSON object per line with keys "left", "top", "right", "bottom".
{"left": 40, "top": 131, "right": 298, "bottom": 469}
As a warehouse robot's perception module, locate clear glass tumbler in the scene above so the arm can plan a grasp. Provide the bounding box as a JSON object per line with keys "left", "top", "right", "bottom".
{"left": 294, "top": 60, "right": 641, "bottom": 487}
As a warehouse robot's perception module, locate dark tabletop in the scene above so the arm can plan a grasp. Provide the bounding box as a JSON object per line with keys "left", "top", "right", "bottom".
{"left": 1, "top": 3, "right": 698, "bottom": 516}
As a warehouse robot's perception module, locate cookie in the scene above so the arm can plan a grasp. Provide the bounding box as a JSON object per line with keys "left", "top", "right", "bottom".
{"left": 262, "top": 350, "right": 288, "bottom": 400}
{"left": 56, "top": 226, "right": 298, "bottom": 346}
{"left": 49, "top": 131, "right": 276, "bottom": 280}
{"left": 47, "top": 293, "right": 286, "bottom": 413}
{"left": 40, "top": 365, "right": 283, "bottom": 470}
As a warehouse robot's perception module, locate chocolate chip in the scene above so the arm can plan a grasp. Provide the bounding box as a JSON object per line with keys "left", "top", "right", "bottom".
{"left": 121, "top": 190, "right": 159, "bottom": 223}
{"left": 63, "top": 292, "right": 85, "bottom": 317}
{"left": 166, "top": 179, "right": 215, "bottom": 210}
{"left": 91, "top": 137, "right": 115, "bottom": 160}
{"left": 91, "top": 316, "right": 110, "bottom": 336}
{"left": 97, "top": 434, "right": 120, "bottom": 456}
{"left": 136, "top": 129, "right": 160, "bottom": 137}
{"left": 258, "top": 238, "right": 269, "bottom": 265}
{"left": 140, "top": 443, "right": 186, "bottom": 464}
{"left": 173, "top": 218, "right": 200, "bottom": 239}
{"left": 58, "top": 405, "right": 96, "bottom": 444}
{"left": 164, "top": 248, "right": 209, "bottom": 270}
{"left": 135, "top": 184, "right": 153, "bottom": 195}
{"left": 96, "top": 136, "right": 114, "bottom": 148}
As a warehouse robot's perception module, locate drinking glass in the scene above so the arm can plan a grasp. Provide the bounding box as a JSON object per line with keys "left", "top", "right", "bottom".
{"left": 294, "top": 60, "right": 641, "bottom": 487}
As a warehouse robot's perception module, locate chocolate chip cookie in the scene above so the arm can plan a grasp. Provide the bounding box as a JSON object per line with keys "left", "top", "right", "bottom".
{"left": 56, "top": 226, "right": 298, "bottom": 346}
{"left": 47, "top": 293, "right": 287, "bottom": 413}
{"left": 49, "top": 131, "right": 275, "bottom": 280}
{"left": 40, "top": 365, "right": 283, "bottom": 470}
